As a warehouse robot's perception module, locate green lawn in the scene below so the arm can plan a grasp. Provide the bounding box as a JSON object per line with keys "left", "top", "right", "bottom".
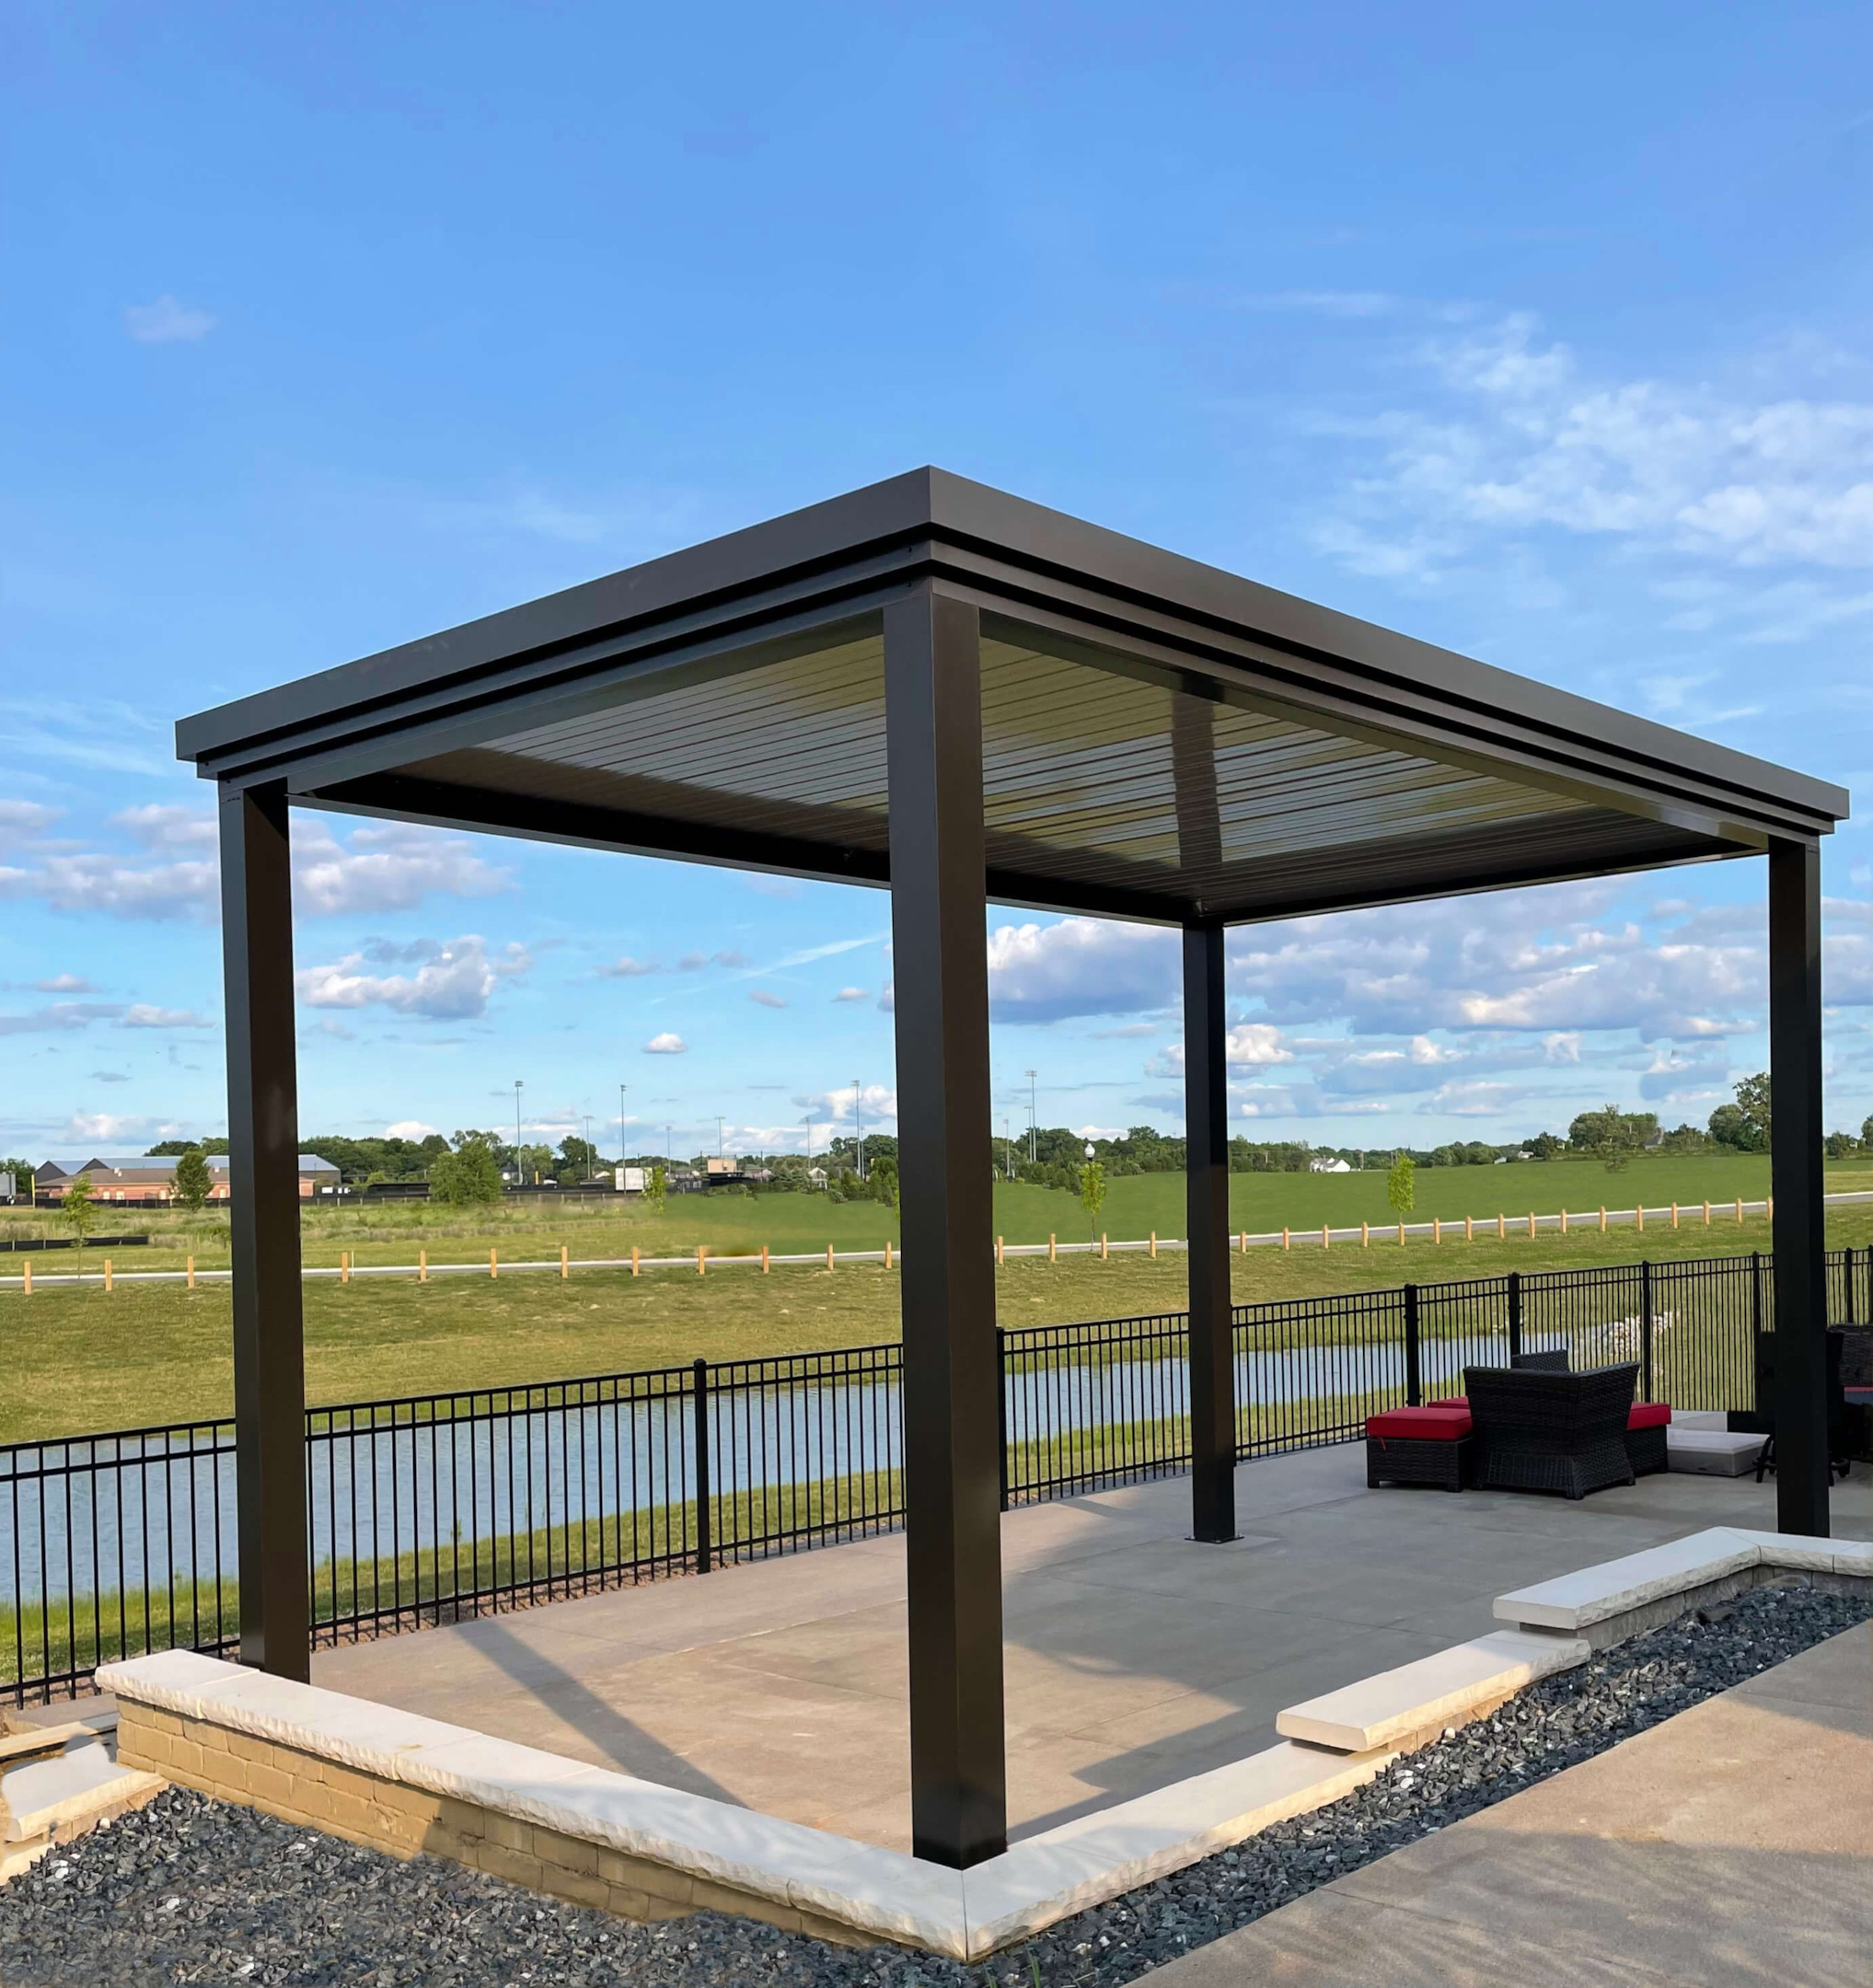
{"left": 5, "top": 1151, "right": 1856, "bottom": 1273}
{"left": 5, "top": 1184, "right": 1870, "bottom": 1444}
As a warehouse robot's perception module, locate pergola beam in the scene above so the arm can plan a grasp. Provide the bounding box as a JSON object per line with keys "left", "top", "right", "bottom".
{"left": 884, "top": 584, "right": 1007, "bottom": 1867}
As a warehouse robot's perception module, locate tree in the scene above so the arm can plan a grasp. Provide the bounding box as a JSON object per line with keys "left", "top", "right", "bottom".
{"left": 1385, "top": 1151, "right": 1415, "bottom": 1217}
{"left": 1567, "top": 1104, "right": 1655, "bottom": 1173}
{"left": 173, "top": 1147, "right": 212, "bottom": 1211}
{"left": 644, "top": 1163, "right": 667, "bottom": 1214}
{"left": 868, "top": 1155, "right": 900, "bottom": 1221}
{"left": 62, "top": 1171, "right": 97, "bottom": 1248}
{"left": 1078, "top": 1159, "right": 1108, "bottom": 1239}
{"left": 1733, "top": 1071, "right": 1771, "bottom": 1150}
{"left": 1708, "top": 1073, "right": 1770, "bottom": 1153}
{"left": 1824, "top": 1130, "right": 1857, "bottom": 1161}
{"left": 429, "top": 1133, "right": 503, "bottom": 1206}
{"left": 1863, "top": 1115, "right": 1873, "bottom": 1149}
{"left": 1526, "top": 1131, "right": 1563, "bottom": 1161}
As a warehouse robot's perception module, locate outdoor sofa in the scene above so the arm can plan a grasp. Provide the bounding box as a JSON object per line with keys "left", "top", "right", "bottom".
{"left": 1461, "top": 1361, "right": 1639, "bottom": 1499}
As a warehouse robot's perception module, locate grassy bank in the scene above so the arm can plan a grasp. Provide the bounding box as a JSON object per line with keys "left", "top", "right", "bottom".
{"left": 5, "top": 1197, "right": 1869, "bottom": 1443}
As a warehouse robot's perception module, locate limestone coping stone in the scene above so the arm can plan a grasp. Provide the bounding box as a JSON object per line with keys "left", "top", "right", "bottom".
{"left": 1274, "top": 1630, "right": 1590, "bottom": 1754}
{"left": 1494, "top": 1525, "right": 1872, "bottom": 1633}
{"left": 1, "top": 1742, "right": 160, "bottom": 1844}
{"left": 100, "top": 1652, "right": 1401, "bottom": 1960}
{"left": 1666, "top": 1428, "right": 1767, "bottom": 1476}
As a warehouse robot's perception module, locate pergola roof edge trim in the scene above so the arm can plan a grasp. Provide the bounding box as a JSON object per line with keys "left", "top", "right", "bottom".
{"left": 176, "top": 467, "right": 1847, "bottom": 844}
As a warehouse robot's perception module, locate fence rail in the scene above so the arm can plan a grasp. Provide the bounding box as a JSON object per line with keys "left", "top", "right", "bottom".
{"left": 6, "top": 1246, "right": 1869, "bottom": 1702}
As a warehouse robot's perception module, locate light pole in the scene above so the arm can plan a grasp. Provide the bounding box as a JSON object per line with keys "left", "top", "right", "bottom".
{"left": 716, "top": 1115, "right": 725, "bottom": 1161}
{"left": 804, "top": 1115, "right": 814, "bottom": 1181}
{"left": 619, "top": 1083, "right": 628, "bottom": 1178}
{"left": 583, "top": 1114, "right": 593, "bottom": 1184}
{"left": 1084, "top": 1139, "right": 1096, "bottom": 1241}
{"left": 514, "top": 1080, "right": 524, "bottom": 1185}
{"left": 1002, "top": 1115, "right": 1012, "bottom": 1180}
{"left": 1025, "top": 1069, "right": 1037, "bottom": 1165}
{"left": 852, "top": 1077, "right": 864, "bottom": 1181}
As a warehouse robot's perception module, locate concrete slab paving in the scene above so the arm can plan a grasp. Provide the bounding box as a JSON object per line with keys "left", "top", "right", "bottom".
{"left": 1147, "top": 1623, "right": 1872, "bottom": 1988}
{"left": 314, "top": 1442, "right": 1870, "bottom": 1853}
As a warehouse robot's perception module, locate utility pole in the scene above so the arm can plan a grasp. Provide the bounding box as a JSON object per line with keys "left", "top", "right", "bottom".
{"left": 514, "top": 1079, "right": 524, "bottom": 1185}
{"left": 1025, "top": 1069, "right": 1037, "bottom": 1165}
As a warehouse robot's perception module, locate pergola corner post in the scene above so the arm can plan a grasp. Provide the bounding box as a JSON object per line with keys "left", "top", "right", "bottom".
{"left": 883, "top": 584, "right": 1007, "bottom": 1867}
{"left": 1767, "top": 836, "right": 1830, "bottom": 1537}
{"left": 1184, "top": 922, "right": 1238, "bottom": 1543}
{"left": 219, "top": 780, "right": 311, "bottom": 1676}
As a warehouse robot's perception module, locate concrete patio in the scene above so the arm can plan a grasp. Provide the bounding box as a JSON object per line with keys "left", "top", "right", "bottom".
{"left": 313, "top": 1444, "right": 1873, "bottom": 1856}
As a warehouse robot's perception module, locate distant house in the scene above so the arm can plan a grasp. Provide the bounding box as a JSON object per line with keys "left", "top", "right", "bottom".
{"left": 34, "top": 1154, "right": 341, "bottom": 1203}
{"left": 1308, "top": 1156, "right": 1353, "bottom": 1174}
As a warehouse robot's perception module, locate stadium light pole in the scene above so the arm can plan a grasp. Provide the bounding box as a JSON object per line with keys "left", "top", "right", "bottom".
{"left": 853, "top": 1077, "right": 864, "bottom": 1181}
{"left": 514, "top": 1080, "right": 524, "bottom": 1185}
{"left": 1025, "top": 1070, "right": 1037, "bottom": 1164}
{"left": 619, "top": 1083, "right": 627, "bottom": 1175}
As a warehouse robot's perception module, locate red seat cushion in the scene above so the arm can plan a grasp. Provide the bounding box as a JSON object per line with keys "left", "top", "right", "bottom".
{"left": 1627, "top": 1401, "right": 1671, "bottom": 1430}
{"left": 1367, "top": 1405, "right": 1472, "bottom": 1440}
{"left": 1427, "top": 1395, "right": 1468, "bottom": 1408}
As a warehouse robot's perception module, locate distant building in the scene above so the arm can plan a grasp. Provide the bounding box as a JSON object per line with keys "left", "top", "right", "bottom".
{"left": 33, "top": 1154, "right": 341, "bottom": 1203}
{"left": 1308, "top": 1156, "right": 1353, "bottom": 1174}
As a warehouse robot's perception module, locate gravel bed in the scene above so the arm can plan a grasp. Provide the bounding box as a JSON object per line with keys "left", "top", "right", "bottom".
{"left": 3, "top": 1582, "right": 1866, "bottom": 1987}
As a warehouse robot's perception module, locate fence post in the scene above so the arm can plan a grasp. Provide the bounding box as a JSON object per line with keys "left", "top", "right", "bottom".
{"left": 996, "top": 1331, "right": 1010, "bottom": 1512}
{"left": 1639, "top": 1260, "right": 1654, "bottom": 1403}
{"left": 1507, "top": 1271, "right": 1522, "bottom": 1361}
{"left": 691, "top": 1357, "right": 712, "bottom": 1574}
{"left": 1404, "top": 1284, "right": 1422, "bottom": 1406}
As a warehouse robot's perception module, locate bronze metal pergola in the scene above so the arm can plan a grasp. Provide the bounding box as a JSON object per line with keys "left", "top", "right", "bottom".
{"left": 177, "top": 467, "right": 1848, "bottom": 1869}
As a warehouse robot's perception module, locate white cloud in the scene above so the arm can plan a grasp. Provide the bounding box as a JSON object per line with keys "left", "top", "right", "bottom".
{"left": 64, "top": 1111, "right": 146, "bottom": 1143}
{"left": 0, "top": 1001, "right": 122, "bottom": 1035}
{"left": 1314, "top": 309, "right": 1873, "bottom": 581}
{"left": 642, "top": 1032, "right": 688, "bottom": 1054}
{"left": 118, "top": 1005, "right": 213, "bottom": 1030}
{"left": 125, "top": 295, "right": 216, "bottom": 343}
{"left": 1226, "top": 1023, "right": 1292, "bottom": 1065}
{"left": 600, "top": 955, "right": 660, "bottom": 977}
{"left": 292, "top": 821, "right": 511, "bottom": 917}
{"left": 985, "top": 919, "right": 1178, "bottom": 1023}
{"left": 748, "top": 989, "right": 787, "bottom": 1009}
{"left": 31, "top": 974, "right": 96, "bottom": 993}
{"left": 794, "top": 1081, "right": 896, "bottom": 1125}
{"left": 832, "top": 987, "right": 869, "bottom": 1002}
{"left": 295, "top": 937, "right": 528, "bottom": 1021}
{"left": 385, "top": 1121, "right": 439, "bottom": 1139}
{"left": 0, "top": 801, "right": 58, "bottom": 849}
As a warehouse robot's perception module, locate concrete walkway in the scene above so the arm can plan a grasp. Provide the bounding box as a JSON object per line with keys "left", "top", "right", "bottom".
{"left": 314, "top": 1443, "right": 1870, "bottom": 1855}
{"left": 1150, "top": 1620, "right": 1873, "bottom": 1988}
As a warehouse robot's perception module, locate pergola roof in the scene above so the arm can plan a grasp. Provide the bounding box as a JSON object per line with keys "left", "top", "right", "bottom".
{"left": 177, "top": 468, "right": 1846, "bottom": 923}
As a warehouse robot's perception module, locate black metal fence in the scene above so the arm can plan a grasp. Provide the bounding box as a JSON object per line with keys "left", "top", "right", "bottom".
{"left": 7, "top": 1246, "right": 1869, "bottom": 1702}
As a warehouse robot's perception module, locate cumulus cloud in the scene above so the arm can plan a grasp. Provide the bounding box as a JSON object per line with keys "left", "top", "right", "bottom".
{"left": 385, "top": 1120, "right": 439, "bottom": 1139}
{"left": 832, "top": 987, "right": 869, "bottom": 1003}
{"left": 31, "top": 974, "right": 96, "bottom": 993}
{"left": 986, "top": 919, "right": 1178, "bottom": 1023}
{"left": 64, "top": 1111, "right": 146, "bottom": 1142}
{"left": 642, "top": 1032, "right": 688, "bottom": 1054}
{"left": 794, "top": 1081, "right": 896, "bottom": 1125}
{"left": 748, "top": 988, "right": 787, "bottom": 1009}
{"left": 0, "top": 809, "right": 510, "bottom": 922}
{"left": 0, "top": 801, "right": 58, "bottom": 849}
{"left": 600, "top": 955, "right": 660, "bottom": 977}
{"left": 296, "top": 936, "right": 529, "bottom": 1020}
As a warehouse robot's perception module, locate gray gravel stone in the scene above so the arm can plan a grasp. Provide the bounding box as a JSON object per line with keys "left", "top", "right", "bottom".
{"left": 2, "top": 1582, "right": 1864, "bottom": 1986}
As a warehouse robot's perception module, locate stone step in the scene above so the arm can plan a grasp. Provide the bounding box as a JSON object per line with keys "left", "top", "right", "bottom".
{"left": 1276, "top": 1630, "right": 1590, "bottom": 1753}
{"left": 0, "top": 1740, "right": 164, "bottom": 1882}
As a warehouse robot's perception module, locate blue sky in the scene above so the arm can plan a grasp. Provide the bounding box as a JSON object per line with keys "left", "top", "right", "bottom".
{"left": 5, "top": 2, "right": 1873, "bottom": 1164}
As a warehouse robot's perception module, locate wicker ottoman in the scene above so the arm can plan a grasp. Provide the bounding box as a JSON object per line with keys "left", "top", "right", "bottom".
{"left": 1366, "top": 1404, "right": 1474, "bottom": 1491}
{"left": 1625, "top": 1400, "right": 1672, "bottom": 1476}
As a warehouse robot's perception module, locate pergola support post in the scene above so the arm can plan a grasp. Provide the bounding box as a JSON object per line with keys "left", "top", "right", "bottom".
{"left": 884, "top": 584, "right": 1006, "bottom": 1867}
{"left": 1184, "top": 922, "right": 1237, "bottom": 1542}
{"left": 219, "top": 780, "right": 311, "bottom": 1676}
{"left": 1767, "top": 837, "right": 1830, "bottom": 1537}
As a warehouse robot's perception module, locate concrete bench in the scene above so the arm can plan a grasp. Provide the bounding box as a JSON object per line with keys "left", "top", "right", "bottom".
{"left": 1667, "top": 1427, "right": 1767, "bottom": 1476}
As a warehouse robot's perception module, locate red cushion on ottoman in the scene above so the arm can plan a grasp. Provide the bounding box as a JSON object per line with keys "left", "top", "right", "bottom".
{"left": 1627, "top": 1401, "right": 1671, "bottom": 1430}
{"left": 1367, "top": 1405, "right": 1473, "bottom": 1439}
{"left": 1427, "top": 1395, "right": 1468, "bottom": 1408}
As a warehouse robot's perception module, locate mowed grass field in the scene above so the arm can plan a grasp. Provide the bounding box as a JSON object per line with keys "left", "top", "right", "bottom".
{"left": 4, "top": 1155, "right": 1870, "bottom": 1443}
{"left": 0, "top": 1150, "right": 1845, "bottom": 1269}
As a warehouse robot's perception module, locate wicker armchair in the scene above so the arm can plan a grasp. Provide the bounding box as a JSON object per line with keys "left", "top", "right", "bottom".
{"left": 1463, "top": 1361, "right": 1639, "bottom": 1499}
{"left": 1510, "top": 1349, "right": 1570, "bottom": 1374}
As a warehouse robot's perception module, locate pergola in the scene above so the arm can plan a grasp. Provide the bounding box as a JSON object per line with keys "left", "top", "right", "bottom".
{"left": 178, "top": 468, "right": 1847, "bottom": 1870}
